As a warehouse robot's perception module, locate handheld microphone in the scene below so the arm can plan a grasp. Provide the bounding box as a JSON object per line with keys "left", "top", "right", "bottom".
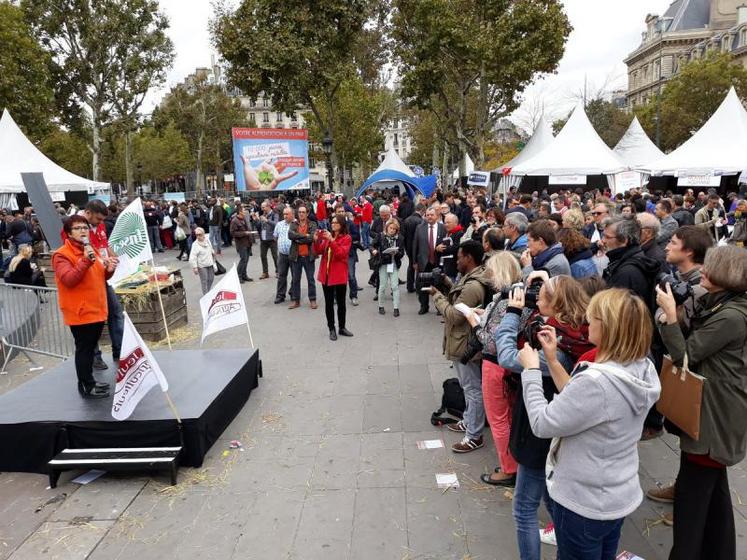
{"left": 81, "top": 236, "right": 96, "bottom": 261}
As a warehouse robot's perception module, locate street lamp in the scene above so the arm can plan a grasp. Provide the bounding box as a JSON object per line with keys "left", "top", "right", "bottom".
{"left": 322, "top": 132, "right": 333, "bottom": 193}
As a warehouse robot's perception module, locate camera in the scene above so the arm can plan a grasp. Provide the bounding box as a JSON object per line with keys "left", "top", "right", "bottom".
{"left": 657, "top": 272, "right": 694, "bottom": 306}
{"left": 523, "top": 316, "right": 546, "bottom": 350}
{"left": 499, "top": 278, "right": 543, "bottom": 309}
{"left": 416, "top": 267, "right": 445, "bottom": 291}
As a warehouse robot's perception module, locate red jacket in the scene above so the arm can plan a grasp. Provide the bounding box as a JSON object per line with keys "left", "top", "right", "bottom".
{"left": 314, "top": 233, "right": 351, "bottom": 286}
{"left": 316, "top": 198, "right": 327, "bottom": 220}
{"left": 361, "top": 201, "right": 374, "bottom": 224}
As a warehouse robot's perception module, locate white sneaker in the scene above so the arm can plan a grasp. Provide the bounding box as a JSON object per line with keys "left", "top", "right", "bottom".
{"left": 539, "top": 524, "right": 557, "bottom": 546}
{"left": 351, "top": 298, "right": 359, "bottom": 306}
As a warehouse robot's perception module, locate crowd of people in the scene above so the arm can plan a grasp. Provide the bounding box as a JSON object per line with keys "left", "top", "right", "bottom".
{"left": 4, "top": 181, "right": 747, "bottom": 559}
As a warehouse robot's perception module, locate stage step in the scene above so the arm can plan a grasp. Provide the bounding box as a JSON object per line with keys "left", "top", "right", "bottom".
{"left": 48, "top": 446, "right": 182, "bottom": 488}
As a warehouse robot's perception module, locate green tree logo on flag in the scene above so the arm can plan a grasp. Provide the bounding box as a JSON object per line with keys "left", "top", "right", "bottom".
{"left": 109, "top": 212, "right": 148, "bottom": 259}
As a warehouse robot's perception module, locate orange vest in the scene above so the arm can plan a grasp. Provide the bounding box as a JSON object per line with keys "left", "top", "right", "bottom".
{"left": 53, "top": 240, "right": 108, "bottom": 326}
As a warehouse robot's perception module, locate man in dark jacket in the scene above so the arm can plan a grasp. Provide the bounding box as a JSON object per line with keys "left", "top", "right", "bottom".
{"left": 601, "top": 216, "right": 661, "bottom": 311}
{"left": 257, "top": 200, "right": 279, "bottom": 279}
{"left": 229, "top": 205, "right": 253, "bottom": 283}
{"left": 287, "top": 205, "right": 318, "bottom": 309}
{"left": 208, "top": 198, "right": 225, "bottom": 254}
{"left": 437, "top": 213, "right": 463, "bottom": 281}
{"left": 143, "top": 202, "right": 164, "bottom": 253}
{"left": 397, "top": 194, "right": 414, "bottom": 221}
{"left": 402, "top": 203, "right": 425, "bottom": 292}
{"left": 637, "top": 212, "right": 668, "bottom": 271}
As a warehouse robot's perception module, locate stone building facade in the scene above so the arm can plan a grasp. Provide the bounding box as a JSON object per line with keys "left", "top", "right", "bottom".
{"left": 625, "top": 0, "right": 747, "bottom": 108}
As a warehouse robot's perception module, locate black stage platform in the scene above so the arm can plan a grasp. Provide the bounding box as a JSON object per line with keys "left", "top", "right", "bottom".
{"left": 0, "top": 349, "right": 261, "bottom": 474}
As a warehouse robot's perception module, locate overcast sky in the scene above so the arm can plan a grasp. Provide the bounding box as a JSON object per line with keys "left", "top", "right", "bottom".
{"left": 149, "top": 0, "right": 674, "bottom": 130}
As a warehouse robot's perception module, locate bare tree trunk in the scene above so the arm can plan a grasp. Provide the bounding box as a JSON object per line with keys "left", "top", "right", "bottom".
{"left": 91, "top": 106, "right": 102, "bottom": 181}
{"left": 442, "top": 141, "right": 449, "bottom": 188}
{"left": 125, "top": 130, "right": 134, "bottom": 196}
{"left": 195, "top": 130, "right": 205, "bottom": 193}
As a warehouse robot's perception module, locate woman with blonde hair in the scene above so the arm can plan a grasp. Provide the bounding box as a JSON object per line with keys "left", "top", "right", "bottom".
{"left": 465, "top": 252, "right": 522, "bottom": 486}
{"left": 561, "top": 208, "right": 585, "bottom": 231}
{"left": 518, "top": 288, "right": 661, "bottom": 559}
{"left": 495, "top": 273, "right": 595, "bottom": 558}
{"left": 371, "top": 218, "right": 404, "bottom": 316}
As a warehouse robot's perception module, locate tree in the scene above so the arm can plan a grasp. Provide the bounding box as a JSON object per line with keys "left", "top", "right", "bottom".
{"left": 39, "top": 128, "right": 91, "bottom": 178}
{"left": 134, "top": 123, "right": 192, "bottom": 183}
{"left": 634, "top": 52, "right": 747, "bottom": 152}
{"left": 552, "top": 99, "right": 630, "bottom": 148}
{"left": 212, "top": 0, "right": 387, "bottom": 188}
{"left": 306, "top": 76, "right": 396, "bottom": 183}
{"left": 153, "top": 78, "right": 248, "bottom": 191}
{"left": 391, "top": 0, "right": 571, "bottom": 173}
{"left": 23, "top": 0, "right": 174, "bottom": 181}
{"left": 0, "top": 2, "right": 55, "bottom": 141}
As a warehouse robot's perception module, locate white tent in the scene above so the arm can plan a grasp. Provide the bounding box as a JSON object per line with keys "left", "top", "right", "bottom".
{"left": 640, "top": 88, "right": 747, "bottom": 177}
{"left": 452, "top": 153, "right": 475, "bottom": 179}
{"left": 511, "top": 101, "right": 626, "bottom": 177}
{"left": 375, "top": 147, "right": 415, "bottom": 178}
{"left": 496, "top": 120, "right": 554, "bottom": 192}
{"left": 612, "top": 117, "right": 664, "bottom": 192}
{"left": 0, "top": 109, "right": 108, "bottom": 194}
{"left": 614, "top": 117, "right": 664, "bottom": 168}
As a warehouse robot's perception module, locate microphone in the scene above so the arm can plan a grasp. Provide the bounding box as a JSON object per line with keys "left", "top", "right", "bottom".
{"left": 81, "top": 236, "right": 96, "bottom": 261}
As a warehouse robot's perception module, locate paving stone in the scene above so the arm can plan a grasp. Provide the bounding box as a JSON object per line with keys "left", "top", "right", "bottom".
{"left": 9, "top": 520, "right": 114, "bottom": 560}
{"left": 350, "top": 487, "right": 408, "bottom": 559}
{"left": 49, "top": 476, "right": 147, "bottom": 522}
{"left": 292, "top": 489, "right": 355, "bottom": 559}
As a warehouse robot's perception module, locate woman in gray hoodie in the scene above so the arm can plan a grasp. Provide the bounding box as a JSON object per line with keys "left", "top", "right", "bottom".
{"left": 518, "top": 288, "right": 661, "bottom": 559}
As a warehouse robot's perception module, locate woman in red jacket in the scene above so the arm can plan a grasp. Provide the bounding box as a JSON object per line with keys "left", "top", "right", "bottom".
{"left": 314, "top": 215, "right": 353, "bottom": 341}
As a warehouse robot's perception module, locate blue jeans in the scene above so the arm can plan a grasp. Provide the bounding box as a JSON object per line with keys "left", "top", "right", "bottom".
{"left": 452, "top": 360, "right": 484, "bottom": 440}
{"left": 552, "top": 499, "right": 623, "bottom": 560}
{"left": 147, "top": 226, "right": 163, "bottom": 251}
{"left": 513, "top": 465, "right": 551, "bottom": 560}
{"left": 209, "top": 225, "right": 222, "bottom": 252}
{"left": 348, "top": 254, "right": 359, "bottom": 298}
{"left": 290, "top": 255, "right": 316, "bottom": 302}
{"left": 361, "top": 222, "right": 371, "bottom": 249}
{"left": 237, "top": 245, "right": 250, "bottom": 279}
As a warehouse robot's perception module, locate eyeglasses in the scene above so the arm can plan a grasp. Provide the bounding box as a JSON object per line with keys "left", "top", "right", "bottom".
{"left": 591, "top": 211, "right": 607, "bottom": 216}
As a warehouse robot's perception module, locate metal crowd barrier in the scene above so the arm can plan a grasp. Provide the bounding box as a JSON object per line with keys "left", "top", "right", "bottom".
{"left": 0, "top": 283, "right": 74, "bottom": 374}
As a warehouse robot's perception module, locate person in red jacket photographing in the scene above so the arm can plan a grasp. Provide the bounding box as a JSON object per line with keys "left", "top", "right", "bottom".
{"left": 314, "top": 215, "right": 353, "bottom": 341}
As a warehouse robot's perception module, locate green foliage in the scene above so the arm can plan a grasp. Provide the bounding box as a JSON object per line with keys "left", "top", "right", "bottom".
{"left": 153, "top": 78, "right": 249, "bottom": 188}
{"left": 553, "top": 99, "right": 631, "bottom": 148}
{"left": 634, "top": 52, "right": 747, "bottom": 152}
{"left": 39, "top": 128, "right": 91, "bottom": 178}
{"left": 306, "top": 76, "right": 396, "bottom": 175}
{"left": 0, "top": 2, "right": 55, "bottom": 141}
{"left": 23, "top": 0, "right": 175, "bottom": 180}
{"left": 391, "top": 0, "right": 571, "bottom": 169}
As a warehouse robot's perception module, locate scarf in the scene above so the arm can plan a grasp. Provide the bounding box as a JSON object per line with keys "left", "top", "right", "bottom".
{"left": 532, "top": 242, "right": 564, "bottom": 269}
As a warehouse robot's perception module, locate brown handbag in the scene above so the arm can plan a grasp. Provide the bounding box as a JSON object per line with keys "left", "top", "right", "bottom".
{"left": 656, "top": 354, "right": 705, "bottom": 440}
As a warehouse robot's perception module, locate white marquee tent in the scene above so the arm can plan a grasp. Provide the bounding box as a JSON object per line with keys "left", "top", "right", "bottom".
{"left": 495, "top": 119, "right": 554, "bottom": 192}
{"left": 511, "top": 101, "right": 626, "bottom": 179}
{"left": 0, "top": 109, "right": 108, "bottom": 199}
{"left": 612, "top": 117, "right": 664, "bottom": 192}
{"left": 640, "top": 87, "right": 747, "bottom": 178}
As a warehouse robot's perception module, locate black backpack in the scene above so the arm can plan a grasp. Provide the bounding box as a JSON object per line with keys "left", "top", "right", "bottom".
{"left": 430, "top": 378, "right": 465, "bottom": 426}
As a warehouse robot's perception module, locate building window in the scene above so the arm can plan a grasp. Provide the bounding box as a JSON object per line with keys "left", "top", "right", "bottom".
{"left": 249, "top": 113, "right": 256, "bottom": 124}
{"left": 276, "top": 112, "right": 283, "bottom": 121}
{"left": 309, "top": 157, "right": 316, "bottom": 168}
{"left": 393, "top": 133, "right": 399, "bottom": 147}
{"left": 262, "top": 112, "right": 269, "bottom": 123}
{"left": 262, "top": 97, "right": 269, "bottom": 108}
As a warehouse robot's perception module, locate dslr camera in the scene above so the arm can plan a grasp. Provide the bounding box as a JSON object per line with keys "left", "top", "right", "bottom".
{"left": 499, "top": 277, "right": 543, "bottom": 309}
{"left": 416, "top": 267, "right": 446, "bottom": 292}
{"left": 657, "top": 272, "right": 694, "bottom": 306}
{"left": 523, "top": 316, "right": 546, "bottom": 350}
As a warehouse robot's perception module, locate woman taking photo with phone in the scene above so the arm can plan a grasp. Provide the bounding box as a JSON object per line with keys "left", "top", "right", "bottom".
{"left": 656, "top": 245, "right": 747, "bottom": 560}
{"left": 518, "top": 288, "right": 660, "bottom": 559}
{"left": 313, "top": 215, "right": 353, "bottom": 341}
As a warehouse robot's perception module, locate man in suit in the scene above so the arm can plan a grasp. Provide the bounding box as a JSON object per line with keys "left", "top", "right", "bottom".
{"left": 412, "top": 206, "right": 446, "bottom": 315}
{"left": 403, "top": 203, "right": 425, "bottom": 293}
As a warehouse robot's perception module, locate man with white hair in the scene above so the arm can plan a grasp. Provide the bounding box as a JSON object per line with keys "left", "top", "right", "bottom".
{"left": 636, "top": 212, "right": 667, "bottom": 269}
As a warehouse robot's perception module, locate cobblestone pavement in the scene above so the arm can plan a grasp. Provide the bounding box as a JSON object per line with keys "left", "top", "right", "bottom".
{"left": 1, "top": 244, "right": 745, "bottom": 559}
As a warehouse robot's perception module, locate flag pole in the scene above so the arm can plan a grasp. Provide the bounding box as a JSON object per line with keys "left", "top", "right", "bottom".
{"left": 246, "top": 320, "right": 255, "bottom": 349}
{"left": 150, "top": 259, "right": 172, "bottom": 350}
{"left": 163, "top": 391, "right": 182, "bottom": 424}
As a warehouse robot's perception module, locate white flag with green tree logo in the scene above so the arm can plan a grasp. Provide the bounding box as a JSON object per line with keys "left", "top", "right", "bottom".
{"left": 108, "top": 198, "right": 153, "bottom": 285}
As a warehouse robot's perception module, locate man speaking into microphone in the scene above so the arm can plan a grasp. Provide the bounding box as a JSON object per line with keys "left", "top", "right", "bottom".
{"left": 53, "top": 215, "right": 117, "bottom": 398}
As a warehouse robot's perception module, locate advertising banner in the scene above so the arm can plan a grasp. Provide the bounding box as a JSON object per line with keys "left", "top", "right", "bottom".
{"left": 232, "top": 128, "right": 310, "bottom": 191}
{"left": 467, "top": 171, "right": 491, "bottom": 187}
{"left": 676, "top": 175, "right": 721, "bottom": 187}
{"left": 548, "top": 174, "right": 587, "bottom": 185}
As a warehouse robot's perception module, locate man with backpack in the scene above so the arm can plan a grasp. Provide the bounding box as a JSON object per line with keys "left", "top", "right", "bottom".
{"left": 428, "top": 240, "right": 492, "bottom": 453}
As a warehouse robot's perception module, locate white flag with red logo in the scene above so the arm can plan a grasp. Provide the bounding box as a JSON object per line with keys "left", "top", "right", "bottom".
{"left": 112, "top": 313, "right": 169, "bottom": 420}
{"left": 199, "top": 264, "right": 249, "bottom": 343}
